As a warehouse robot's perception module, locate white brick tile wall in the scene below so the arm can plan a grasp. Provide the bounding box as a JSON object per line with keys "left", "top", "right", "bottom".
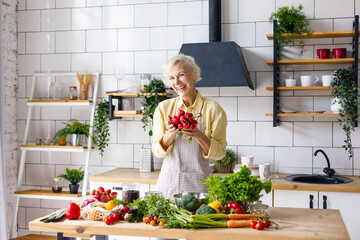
{"left": 86, "top": 30, "right": 117, "bottom": 52}
{"left": 208, "top": 97, "right": 237, "bottom": 121}
{"left": 26, "top": 32, "right": 55, "bottom": 54}
{"left": 41, "top": 106, "right": 70, "bottom": 120}
{"left": 242, "top": 47, "right": 273, "bottom": 72}
{"left": 103, "top": 52, "right": 134, "bottom": 75}
{"left": 135, "top": 4, "right": 167, "bottom": 27}
{"left": 238, "top": 146, "right": 274, "bottom": 165}
{"left": 222, "top": 0, "right": 238, "bottom": 23}
{"left": 151, "top": 27, "right": 184, "bottom": 50}
{"left": 18, "top": 33, "right": 25, "bottom": 54}
{"left": 256, "top": 22, "right": 273, "bottom": 47}
{"left": 333, "top": 122, "right": 360, "bottom": 148}
{"left": 87, "top": 0, "right": 117, "bottom": 6}
{"left": 197, "top": 87, "right": 219, "bottom": 96}
{"left": 56, "top": 31, "right": 85, "bottom": 53}
{"left": 27, "top": 0, "right": 55, "bottom": 10}
{"left": 25, "top": 164, "right": 55, "bottom": 186}
{"left": 41, "top": 152, "right": 71, "bottom": 165}
{"left": 275, "top": 147, "right": 312, "bottom": 168}
{"left": 276, "top": 0, "right": 315, "bottom": 19}
{"left": 238, "top": 97, "right": 272, "bottom": 121}
{"left": 41, "top": 54, "right": 71, "bottom": 72}
{"left": 72, "top": 7, "right": 102, "bottom": 30}
{"left": 226, "top": 122, "right": 255, "bottom": 145}
{"left": 223, "top": 23, "right": 256, "bottom": 47}
{"left": 120, "top": 0, "right": 150, "bottom": 4}
{"left": 18, "top": 10, "right": 41, "bottom": 32}
{"left": 168, "top": 2, "right": 202, "bottom": 26}
{"left": 41, "top": 9, "right": 71, "bottom": 31}
{"left": 256, "top": 122, "right": 293, "bottom": 146}
{"left": 315, "top": 0, "right": 354, "bottom": 18}
{"left": 71, "top": 53, "right": 102, "bottom": 72}
{"left": 184, "top": 25, "right": 208, "bottom": 43}
{"left": 118, "top": 28, "right": 150, "bottom": 51}
{"left": 56, "top": 0, "right": 86, "bottom": 8}
{"left": 294, "top": 122, "right": 332, "bottom": 147}
{"left": 239, "top": 0, "right": 275, "bottom": 22}
{"left": 18, "top": 0, "right": 26, "bottom": 10}
{"left": 18, "top": 55, "right": 41, "bottom": 76}
{"left": 134, "top": 51, "right": 167, "bottom": 73}
{"left": 103, "top": 6, "right": 134, "bottom": 29}
{"left": 334, "top": 18, "right": 353, "bottom": 44}
{"left": 255, "top": 72, "right": 273, "bottom": 96}
{"left": 118, "top": 121, "right": 150, "bottom": 144}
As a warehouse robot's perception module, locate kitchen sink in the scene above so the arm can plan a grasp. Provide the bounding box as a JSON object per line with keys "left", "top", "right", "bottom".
{"left": 285, "top": 174, "right": 353, "bottom": 184}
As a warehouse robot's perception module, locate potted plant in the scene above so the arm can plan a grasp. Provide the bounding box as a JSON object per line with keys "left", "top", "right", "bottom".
{"left": 53, "top": 119, "right": 91, "bottom": 146}
{"left": 215, "top": 149, "right": 237, "bottom": 173}
{"left": 330, "top": 68, "right": 359, "bottom": 160}
{"left": 58, "top": 167, "right": 85, "bottom": 194}
{"left": 93, "top": 99, "right": 110, "bottom": 157}
{"left": 138, "top": 78, "right": 169, "bottom": 136}
{"left": 269, "top": 5, "right": 312, "bottom": 58}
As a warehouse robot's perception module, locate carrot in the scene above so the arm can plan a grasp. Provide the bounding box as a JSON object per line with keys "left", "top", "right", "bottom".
{"left": 226, "top": 220, "right": 251, "bottom": 228}
{"left": 228, "top": 214, "right": 262, "bottom": 220}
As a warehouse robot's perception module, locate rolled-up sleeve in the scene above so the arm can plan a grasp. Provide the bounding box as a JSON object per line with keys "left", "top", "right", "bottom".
{"left": 152, "top": 104, "right": 173, "bottom": 158}
{"left": 202, "top": 105, "right": 227, "bottom": 160}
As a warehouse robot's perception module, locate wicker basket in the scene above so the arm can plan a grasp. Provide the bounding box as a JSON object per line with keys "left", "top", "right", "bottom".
{"left": 215, "top": 162, "right": 233, "bottom": 173}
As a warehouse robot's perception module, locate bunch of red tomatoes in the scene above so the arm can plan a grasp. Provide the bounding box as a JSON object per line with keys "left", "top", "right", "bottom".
{"left": 142, "top": 215, "right": 166, "bottom": 227}
{"left": 250, "top": 219, "right": 271, "bottom": 230}
{"left": 102, "top": 205, "right": 130, "bottom": 225}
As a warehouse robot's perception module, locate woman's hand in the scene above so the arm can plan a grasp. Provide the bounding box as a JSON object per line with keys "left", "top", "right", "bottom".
{"left": 182, "top": 127, "right": 210, "bottom": 155}
{"left": 160, "top": 121, "right": 179, "bottom": 151}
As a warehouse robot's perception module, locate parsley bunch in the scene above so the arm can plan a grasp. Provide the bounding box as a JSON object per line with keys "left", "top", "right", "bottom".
{"left": 202, "top": 166, "right": 272, "bottom": 205}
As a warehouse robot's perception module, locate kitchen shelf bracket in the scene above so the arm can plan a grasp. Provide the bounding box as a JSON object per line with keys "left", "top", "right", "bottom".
{"left": 352, "top": 15, "right": 359, "bottom": 127}
{"left": 273, "top": 20, "right": 280, "bottom": 127}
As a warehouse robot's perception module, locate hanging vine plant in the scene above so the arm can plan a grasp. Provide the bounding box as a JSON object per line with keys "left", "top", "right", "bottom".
{"left": 93, "top": 99, "right": 110, "bottom": 157}
{"left": 138, "top": 78, "right": 169, "bottom": 136}
{"left": 331, "top": 68, "right": 359, "bottom": 160}
{"left": 269, "top": 5, "right": 312, "bottom": 58}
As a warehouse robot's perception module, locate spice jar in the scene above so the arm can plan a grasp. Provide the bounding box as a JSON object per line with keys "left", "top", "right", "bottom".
{"left": 52, "top": 177, "right": 62, "bottom": 193}
{"left": 249, "top": 200, "right": 270, "bottom": 218}
{"left": 68, "top": 86, "right": 78, "bottom": 100}
{"left": 49, "top": 82, "right": 65, "bottom": 100}
{"left": 122, "top": 183, "right": 140, "bottom": 203}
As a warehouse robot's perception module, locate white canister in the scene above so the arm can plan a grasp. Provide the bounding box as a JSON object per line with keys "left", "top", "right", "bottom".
{"left": 241, "top": 156, "right": 254, "bottom": 168}
{"left": 259, "top": 163, "right": 271, "bottom": 180}
{"left": 322, "top": 75, "right": 333, "bottom": 86}
{"left": 300, "top": 76, "right": 313, "bottom": 87}
{"left": 285, "top": 78, "right": 297, "bottom": 87}
{"left": 331, "top": 98, "right": 343, "bottom": 113}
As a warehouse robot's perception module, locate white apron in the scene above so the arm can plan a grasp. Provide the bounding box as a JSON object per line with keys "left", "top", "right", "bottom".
{"left": 157, "top": 121, "right": 210, "bottom": 199}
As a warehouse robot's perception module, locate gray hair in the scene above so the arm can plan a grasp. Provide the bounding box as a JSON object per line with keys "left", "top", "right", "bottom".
{"left": 161, "top": 54, "right": 202, "bottom": 87}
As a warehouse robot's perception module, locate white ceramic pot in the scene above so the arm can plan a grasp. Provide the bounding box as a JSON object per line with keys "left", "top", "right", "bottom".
{"left": 331, "top": 98, "right": 343, "bottom": 113}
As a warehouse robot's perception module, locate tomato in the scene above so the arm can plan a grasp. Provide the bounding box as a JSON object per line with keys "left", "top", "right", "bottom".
{"left": 102, "top": 217, "right": 108, "bottom": 222}
{"left": 255, "top": 221, "right": 265, "bottom": 230}
{"left": 143, "top": 217, "right": 147, "bottom": 223}
{"left": 105, "top": 218, "right": 113, "bottom": 225}
{"left": 159, "top": 221, "right": 166, "bottom": 227}
{"left": 263, "top": 220, "right": 271, "bottom": 228}
{"left": 109, "top": 214, "right": 117, "bottom": 222}
{"left": 145, "top": 216, "right": 152, "bottom": 223}
{"left": 120, "top": 213, "right": 125, "bottom": 220}
{"left": 153, "top": 216, "right": 158, "bottom": 224}
{"left": 250, "top": 220, "right": 258, "bottom": 229}
{"left": 150, "top": 220, "right": 156, "bottom": 226}
{"left": 122, "top": 206, "right": 130, "bottom": 213}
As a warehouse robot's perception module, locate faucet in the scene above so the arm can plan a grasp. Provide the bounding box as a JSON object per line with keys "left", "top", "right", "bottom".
{"left": 314, "top": 149, "right": 335, "bottom": 177}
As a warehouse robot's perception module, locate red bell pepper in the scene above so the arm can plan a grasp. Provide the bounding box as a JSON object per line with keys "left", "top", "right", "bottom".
{"left": 226, "top": 202, "right": 245, "bottom": 214}
{"left": 65, "top": 202, "right": 81, "bottom": 220}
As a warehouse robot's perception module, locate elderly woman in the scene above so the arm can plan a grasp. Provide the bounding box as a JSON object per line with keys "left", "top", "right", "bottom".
{"left": 152, "top": 54, "right": 227, "bottom": 199}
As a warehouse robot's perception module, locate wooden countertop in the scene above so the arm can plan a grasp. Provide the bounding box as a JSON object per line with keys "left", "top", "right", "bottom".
{"left": 89, "top": 168, "right": 360, "bottom": 193}
{"left": 29, "top": 207, "right": 349, "bottom": 240}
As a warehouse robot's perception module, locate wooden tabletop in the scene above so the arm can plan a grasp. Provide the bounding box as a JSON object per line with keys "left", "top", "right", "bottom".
{"left": 89, "top": 168, "right": 360, "bottom": 193}
{"left": 29, "top": 207, "right": 349, "bottom": 240}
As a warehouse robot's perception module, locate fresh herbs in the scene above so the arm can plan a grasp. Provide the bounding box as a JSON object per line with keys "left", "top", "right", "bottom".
{"left": 58, "top": 167, "right": 85, "bottom": 185}
{"left": 138, "top": 78, "right": 169, "bottom": 136}
{"left": 269, "top": 5, "right": 312, "bottom": 58}
{"left": 53, "top": 119, "right": 91, "bottom": 144}
{"left": 202, "top": 166, "right": 272, "bottom": 209}
{"left": 331, "top": 68, "right": 359, "bottom": 160}
{"left": 218, "top": 149, "right": 237, "bottom": 164}
{"left": 94, "top": 99, "right": 110, "bottom": 157}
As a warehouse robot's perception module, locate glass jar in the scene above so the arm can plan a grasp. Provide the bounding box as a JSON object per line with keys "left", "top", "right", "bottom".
{"left": 68, "top": 86, "right": 78, "bottom": 100}
{"left": 122, "top": 183, "right": 140, "bottom": 203}
{"left": 49, "top": 82, "right": 65, "bottom": 100}
{"left": 249, "top": 200, "right": 270, "bottom": 218}
{"left": 140, "top": 74, "right": 151, "bottom": 92}
{"left": 52, "top": 177, "right": 62, "bottom": 193}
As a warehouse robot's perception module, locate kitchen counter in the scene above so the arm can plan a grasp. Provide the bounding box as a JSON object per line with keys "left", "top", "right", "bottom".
{"left": 89, "top": 168, "right": 360, "bottom": 193}
{"left": 29, "top": 207, "right": 349, "bottom": 240}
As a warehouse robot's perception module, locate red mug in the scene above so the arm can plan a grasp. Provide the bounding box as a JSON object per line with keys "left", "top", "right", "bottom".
{"left": 316, "top": 49, "right": 330, "bottom": 59}
{"left": 333, "top": 48, "right": 346, "bottom": 58}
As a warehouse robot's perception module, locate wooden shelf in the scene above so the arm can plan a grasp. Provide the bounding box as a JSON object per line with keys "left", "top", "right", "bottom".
{"left": 266, "top": 113, "right": 339, "bottom": 117}
{"left": 266, "top": 31, "right": 359, "bottom": 40}
{"left": 27, "top": 100, "right": 93, "bottom": 106}
{"left": 266, "top": 86, "right": 333, "bottom": 91}
{"left": 14, "top": 189, "right": 85, "bottom": 200}
{"left": 113, "top": 114, "right": 142, "bottom": 118}
{"left": 105, "top": 92, "right": 173, "bottom": 97}
{"left": 21, "top": 145, "right": 92, "bottom": 152}
{"left": 266, "top": 58, "right": 356, "bottom": 65}
{"left": 10, "top": 234, "right": 57, "bottom": 240}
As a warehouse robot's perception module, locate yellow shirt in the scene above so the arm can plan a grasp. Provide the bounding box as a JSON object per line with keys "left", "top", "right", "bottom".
{"left": 152, "top": 92, "right": 227, "bottom": 160}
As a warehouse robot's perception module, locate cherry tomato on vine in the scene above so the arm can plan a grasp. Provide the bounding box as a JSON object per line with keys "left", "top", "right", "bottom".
{"left": 153, "top": 216, "right": 158, "bottom": 224}
{"left": 256, "top": 221, "right": 265, "bottom": 230}
{"left": 263, "top": 220, "right": 271, "bottom": 228}
{"left": 159, "top": 221, "right": 166, "bottom": 227}
{"left": 150, "top": 220, "right": 156, "bottom": 226}
{"left": 143, "top": 217, "right": 147, "bottom": 223}
{"left": 250, "top": 220, "right": 258, "bottom": 229}
{"left": 105, "top": 218, "right": 113, "bottom": 225}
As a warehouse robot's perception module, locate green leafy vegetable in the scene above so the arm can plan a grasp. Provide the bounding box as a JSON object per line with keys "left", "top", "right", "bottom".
{"left": 93, "top": 99, "right": 110, "bottom": 157}
{"left": 177, "top": 194, "right": 201, "bottom": 212}
{"left": 202, "top": 166, "right": 272, "bottom": 209}
{"left": 195, "top": 204, "right": 217, "bottom": 215}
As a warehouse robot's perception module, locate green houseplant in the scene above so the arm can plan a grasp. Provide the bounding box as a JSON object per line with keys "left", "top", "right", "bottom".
{"left": 138, "top": 78, "right": 169, "bottom": 136}
{"left": 215, "top": 149, "right": 237, "bottom": 173}
{"left": 269, "top": 5, "right": 312, "bottom": 58}
{"left": 58, "top": 167, "right": 85, "bottom": 194}
{"left": 330, "top": 68, "right": 359, "bottom": 160}
{"left": 53, "top": 119, "right": 91, "bottom": 146}
{"left": 93, "top": 99, "right": 110, "bottom": 157}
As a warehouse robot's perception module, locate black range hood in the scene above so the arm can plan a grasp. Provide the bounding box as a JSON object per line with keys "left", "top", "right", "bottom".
{"left": 179, "top": 0, "right": 254, "bottom": 89}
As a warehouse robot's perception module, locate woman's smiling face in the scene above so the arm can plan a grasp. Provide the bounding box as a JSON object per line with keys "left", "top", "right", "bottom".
{"left": 168, "top": 61, "right": 196, "bottom": 99}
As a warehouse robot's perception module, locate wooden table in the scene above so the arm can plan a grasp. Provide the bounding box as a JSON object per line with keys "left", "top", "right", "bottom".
{"left": 29, "top": 207, "right": 349, "bottom": 240}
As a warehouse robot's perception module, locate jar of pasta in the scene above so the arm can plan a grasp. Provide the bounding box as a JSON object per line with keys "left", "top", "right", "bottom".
{"left": 249, "top": 200, "right": 270, "bottom": 218}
